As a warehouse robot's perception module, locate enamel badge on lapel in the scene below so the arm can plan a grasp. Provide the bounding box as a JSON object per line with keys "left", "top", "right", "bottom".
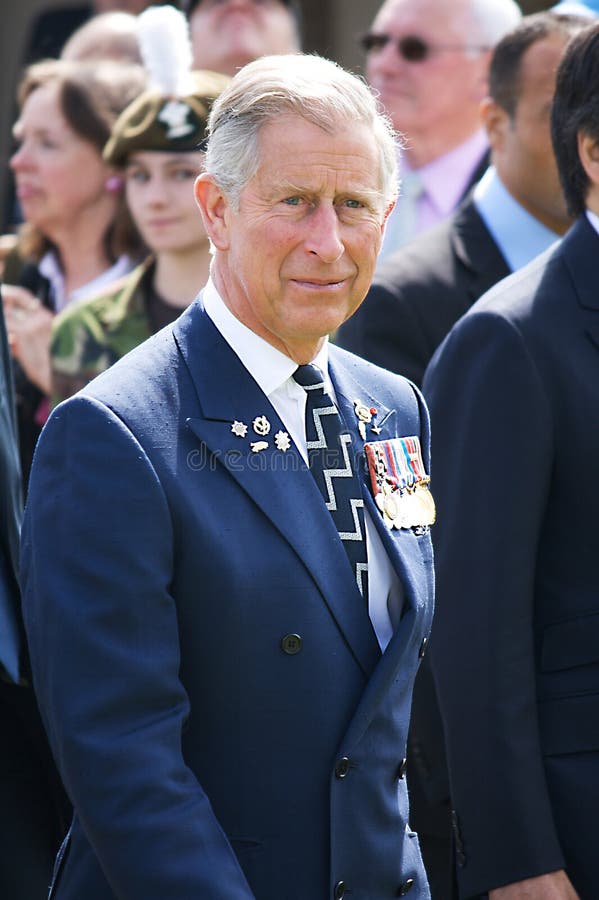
{"left": 365, "top": 437, "right": 436, "bottom": 530}
{"left": 274, "top": 431, "right": 291, "bottom": 452}
{"left": 228, "top": 416, "right": 293, "bottom": 457}
{"left": 354, "top": 400, "right": 381, "bottom": 441}
{"left": 253, "top": 415, "right": 271, "bottom": 436}
{"left": 231, "top": 421, "right": 248, "bottom": 438}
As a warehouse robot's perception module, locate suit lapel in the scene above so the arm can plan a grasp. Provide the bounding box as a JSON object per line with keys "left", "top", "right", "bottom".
{"left": 451, "top": 200, "right": 510, "bottom": 304}
{"left": 561, "top": 217, "right": 599, "bottom": 353}
{"left": 329, "top": 351, "right": 429, "bottom": 617}
{"left": 173, "top": 304, "right": 380, "bottom": 677}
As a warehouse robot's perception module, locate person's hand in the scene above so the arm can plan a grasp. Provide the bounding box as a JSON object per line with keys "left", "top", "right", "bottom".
{"left": 489, "top": 870, "right": 580, "bottom": 900}
{"left": 2, "top": 284, "right": 53, "bottom": 394}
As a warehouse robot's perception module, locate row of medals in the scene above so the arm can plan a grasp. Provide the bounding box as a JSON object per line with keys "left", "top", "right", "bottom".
{"left": 354, "top": 401, "right": 436, "bottom": 531}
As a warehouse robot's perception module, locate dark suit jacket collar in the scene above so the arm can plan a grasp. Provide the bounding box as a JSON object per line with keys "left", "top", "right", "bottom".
{"left": 451, "top": 197, "right": 510, "bottom": 282}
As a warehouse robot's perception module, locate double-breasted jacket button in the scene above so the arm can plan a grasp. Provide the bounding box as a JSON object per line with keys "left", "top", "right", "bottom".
{"left": 418, "top": 637, "right": 428, "bottom": 658}
{"left": 398, "top": 757, "right": 407, "bottom": 780}
{"left": 335, "top": 757, "right": 351, "bottom": 779}
{"left": 280, "top": 634, "right": 302, "bottom": 655}
{"left": 333, "top": 880, "right": 347, "bottom": 899}
{"left": 398, "top": 877, "right": 415, "bottom": 895}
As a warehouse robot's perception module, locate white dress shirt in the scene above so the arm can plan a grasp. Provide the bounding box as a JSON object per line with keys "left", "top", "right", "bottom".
{"left": 203, "top": 278, "right": 403, "bottom": 650}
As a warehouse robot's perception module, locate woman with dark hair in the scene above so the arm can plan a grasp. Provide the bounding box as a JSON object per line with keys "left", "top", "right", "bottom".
{"left": 2, "top": 58, "right": 146, "bottom": 485}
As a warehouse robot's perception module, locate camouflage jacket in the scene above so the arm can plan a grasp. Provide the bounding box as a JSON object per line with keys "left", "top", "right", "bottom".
{"left": 51, "top": 258, "right": 155, "bottom": 408}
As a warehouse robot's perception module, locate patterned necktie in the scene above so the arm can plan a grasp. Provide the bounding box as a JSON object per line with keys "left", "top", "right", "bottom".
{"left": 293, "top": 364, "right": 368, "bottom": 602}
{"left": 379, "top": 169, "right": 424, "bottom": 262}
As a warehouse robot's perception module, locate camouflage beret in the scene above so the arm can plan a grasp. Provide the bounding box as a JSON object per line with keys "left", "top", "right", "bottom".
{"left": 103, "top": 69, "right": 230, "bottom": 166}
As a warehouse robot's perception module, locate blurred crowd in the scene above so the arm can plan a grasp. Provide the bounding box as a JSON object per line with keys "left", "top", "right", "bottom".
{"left": 2, "top": 0, "right": 599, "bottom": 898}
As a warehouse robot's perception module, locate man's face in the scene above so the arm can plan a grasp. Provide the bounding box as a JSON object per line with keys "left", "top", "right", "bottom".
{"left": 195, "top": 115, "right": 390, "bottom": 363}
{"left": 490, "top": 34, "right": 572, "bottom": 234}
{"left": 366, "top": 0, "right": 490, "bottom": 157}
{"left": 189, "top": 0, "right": 299, "bottom": 76}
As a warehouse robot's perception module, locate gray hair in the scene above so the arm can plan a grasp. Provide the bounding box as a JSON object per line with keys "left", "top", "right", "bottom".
{"left": 468, "top": 0, "right": 522, "bottom": 45}
{"left": 204, "top": 53, "right": 399, "bottom": 212}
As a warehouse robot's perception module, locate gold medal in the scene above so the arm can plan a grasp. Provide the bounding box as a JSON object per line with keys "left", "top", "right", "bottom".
{"left": 411, "top": 483, "right": 436, "bottom": 525}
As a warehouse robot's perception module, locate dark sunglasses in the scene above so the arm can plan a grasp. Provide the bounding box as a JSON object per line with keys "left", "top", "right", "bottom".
{"left": 359, "top": 32, "right": 489, "bottom": 62}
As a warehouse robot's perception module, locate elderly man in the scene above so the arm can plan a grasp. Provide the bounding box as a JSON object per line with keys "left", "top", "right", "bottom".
{"left": 22, "top": 54, "right": 435, "bottom": 899}
{"left": 364, "top": 0, "right": 521, "bottom": 259}
{"left": 185, "top": 0, "right": 301, "bottom": 75}
{"left": 423, "top": 22, "right": 599, "bottom": 900}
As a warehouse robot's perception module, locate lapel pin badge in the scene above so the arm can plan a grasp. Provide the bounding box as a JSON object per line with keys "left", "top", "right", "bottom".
{"left": 231, "top": 420, "right": 248, "bottom": 438}
{"left": 274, "top": 431, "right": 291, "bottom": 452}
{"left": 354, "top": 400, "right": 373, "bottom": 441}
{"left": 250, "top": 441, "right": 269, "bottom": 453}
{"left": 253, "top": 415, "right": 271, "bottom": 436}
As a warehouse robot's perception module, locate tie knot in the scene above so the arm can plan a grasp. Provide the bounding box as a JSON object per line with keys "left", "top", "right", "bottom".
{"left": 293, "top": 364, "right": 325, "bottom": 390}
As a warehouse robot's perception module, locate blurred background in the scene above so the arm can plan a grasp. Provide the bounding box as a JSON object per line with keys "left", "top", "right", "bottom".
{"left": 0, "top": 0, "right": 552, "bottom": 229}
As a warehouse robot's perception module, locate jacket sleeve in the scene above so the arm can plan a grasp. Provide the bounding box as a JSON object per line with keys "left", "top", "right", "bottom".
{"left": 21, "top": 395, "right": 255, "bottom": 899}
{"left": 422, "top": 311, "right": 565, "bottom": 897}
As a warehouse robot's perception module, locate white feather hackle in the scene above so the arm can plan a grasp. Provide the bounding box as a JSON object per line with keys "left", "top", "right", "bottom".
{"left": 137, "top": 5, "right": 195, "bottom": 97}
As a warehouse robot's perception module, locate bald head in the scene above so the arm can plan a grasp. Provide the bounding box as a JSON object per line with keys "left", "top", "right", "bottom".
{"left": 365, "top": 0, "right": 521, "bottom": 166}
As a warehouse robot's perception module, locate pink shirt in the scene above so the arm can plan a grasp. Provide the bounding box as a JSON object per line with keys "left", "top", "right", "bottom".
{"left": 379, "top": 128, "right": 489, "bottom": 262}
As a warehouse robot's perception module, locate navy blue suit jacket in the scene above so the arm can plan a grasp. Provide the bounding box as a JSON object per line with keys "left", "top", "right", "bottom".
{"left": 22, "top": 302, "right": 434, "bottom": 899}
{"left": 423, "top": 215, "right": 599, "bottom": 898}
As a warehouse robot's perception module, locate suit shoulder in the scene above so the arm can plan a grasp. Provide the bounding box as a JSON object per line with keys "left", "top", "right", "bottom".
{"left": 79, "top": 320, "right": 180, "bottom": 412}
{"left": 465, "top": 240, "right": 561, "bottom": 323}
{"left": 374, "top": 217, "right": 456, "bottom": 294}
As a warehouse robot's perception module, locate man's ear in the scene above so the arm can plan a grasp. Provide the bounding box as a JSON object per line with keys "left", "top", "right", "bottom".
{"left": 577, "top": 132, "right": 599, "bottom": 185}
{"left": 382, "top": 198, "right": 396, "bottom": 231}
{"left": 194, "top": 173, "right": 231, "bottom": 251}
{"left": 480, "top": 96, "right": 510, "bottom": 153}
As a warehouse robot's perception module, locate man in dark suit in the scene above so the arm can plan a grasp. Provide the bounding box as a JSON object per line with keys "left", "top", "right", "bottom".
{"left": 339, "top": 11, "right": 584, "bottom": 388}
{"left": 21, "top": 54, "right": 435, "bottom": 899}
{"left": 423, "top": 22, "right": 599, "bottom": 900}
{"left": 0, "top": 291, "right": 69, "bottom": 895}
{"left": 337, "top": 14, "right": 585, "bottom": 900}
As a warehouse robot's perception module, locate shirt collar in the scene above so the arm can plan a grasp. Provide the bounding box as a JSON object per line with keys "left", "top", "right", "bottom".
{"left": 585, "top": 208, "right": 599, "bottom": 234}
{"left": 474, "top": 166, "right": 560, "bottom": 271}
{"left": 39, "top": 251, "right": 134, "bottom": 313}
{"left": 202, "top": 277, "right": 330, "bottom": 397}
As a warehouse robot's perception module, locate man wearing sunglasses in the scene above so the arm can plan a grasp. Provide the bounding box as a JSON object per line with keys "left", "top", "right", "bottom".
{"left": 364, "top": 0, "right": 521, "bottom": 261}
